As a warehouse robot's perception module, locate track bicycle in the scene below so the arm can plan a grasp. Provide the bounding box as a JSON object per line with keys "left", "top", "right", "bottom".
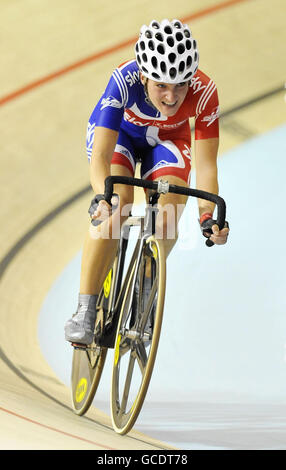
{"left": 70, "top": 175, "right": 226, "bottom": 435}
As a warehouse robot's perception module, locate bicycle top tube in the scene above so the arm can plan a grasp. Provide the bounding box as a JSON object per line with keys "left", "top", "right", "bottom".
{"left": 103, "top": 175, "right": 226, "bottom": 231}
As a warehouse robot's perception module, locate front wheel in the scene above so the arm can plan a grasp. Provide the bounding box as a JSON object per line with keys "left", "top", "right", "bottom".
{"left": 110, "top": 236, "right": 166, "bottom": 434}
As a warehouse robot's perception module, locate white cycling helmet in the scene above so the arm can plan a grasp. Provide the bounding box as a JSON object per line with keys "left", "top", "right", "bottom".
{"left": 135, "top": 19, "right": 199, "bottom": 84}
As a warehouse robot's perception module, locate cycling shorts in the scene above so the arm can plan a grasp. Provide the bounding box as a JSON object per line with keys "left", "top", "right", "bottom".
{"left": 86, "top": 124, "right": 192, "bottom": 184}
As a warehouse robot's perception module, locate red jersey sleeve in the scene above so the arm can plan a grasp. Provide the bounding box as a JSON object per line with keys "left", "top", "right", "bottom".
{"left": 194, "top": 79, "right": 220, "bottom": 140}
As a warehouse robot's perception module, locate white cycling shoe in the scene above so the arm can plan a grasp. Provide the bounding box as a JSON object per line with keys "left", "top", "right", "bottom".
{"left": 64, "top": 294, "right": 98, "bottom": 345}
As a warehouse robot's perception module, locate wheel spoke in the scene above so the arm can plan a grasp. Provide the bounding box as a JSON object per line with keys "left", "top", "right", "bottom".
{"left": 135, "top": 340, "right": 148, "bottom": 375}
{"left": 121, "top": 296, "right": 133, "bottom": 328}
{"left": 118, "top": 336, "right": 132, "bottom": 358}
{"left": 140, "top": 277, "right": 157, "bottom": 330}
{"left": 120, "top": 352, "right": 136, "bottom": 415}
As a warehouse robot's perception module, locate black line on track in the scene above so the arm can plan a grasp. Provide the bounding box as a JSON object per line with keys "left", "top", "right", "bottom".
{"left": 0, "top": 83, "right": 284, "bottom": 446}
{"left": 0, "top": 346, "right": 71, "bottom": 412}
{"left": 0, "top": 186, "right": 91, "bottom": 277}
{"left": 220, "top": 84, "right": 284, "bottom": 118}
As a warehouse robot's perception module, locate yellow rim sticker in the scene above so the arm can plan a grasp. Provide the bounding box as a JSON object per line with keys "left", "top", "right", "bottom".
{"left": 104, "top": 269, "right": 112, "bottom": 298}
{"left": 114, "top": 334, "right": 121, "bottom": 366}
{"left": 75, "top": 377, "right": 88, "bottom": 403}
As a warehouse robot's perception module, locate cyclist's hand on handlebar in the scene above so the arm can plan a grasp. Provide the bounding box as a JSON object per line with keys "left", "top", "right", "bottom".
{"left": 88, "top": 194, "right": 118, "bottom": 224}
{"left": 93, "top": 199, "right": 112, "bottom": 221}
{"left": 207, "top": 222, "right": 229, "bottom": 245}
{"left": 199, "top": 213, "right": 229, "bottom": 245}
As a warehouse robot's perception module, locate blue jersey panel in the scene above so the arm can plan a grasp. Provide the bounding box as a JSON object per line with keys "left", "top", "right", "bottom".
{"left": 87, "top": 60, "right": 160, "bottom": 136}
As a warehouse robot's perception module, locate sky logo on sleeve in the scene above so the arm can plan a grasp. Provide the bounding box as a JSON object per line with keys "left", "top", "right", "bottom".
{"left": 201, "top": 106, "right": 220, "bottom": 126}
{"left": 100, "top": 96, "right": 123, "bottom": 110}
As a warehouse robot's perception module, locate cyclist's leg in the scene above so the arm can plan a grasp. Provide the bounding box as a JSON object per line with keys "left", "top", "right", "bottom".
{"left": 65, "top": 131, "right": 136, "bottom": 344}
{"left": 141, "top": 138, "right": 191, "bottom": 259}
{"left": 151, "top": 174, "right": 188, "bottom": 256}
{"left": 80, "top": 127, "right": 137, "bottom": 295}
{"left": 79, "top": 164, "right": 134, "bottom": 296}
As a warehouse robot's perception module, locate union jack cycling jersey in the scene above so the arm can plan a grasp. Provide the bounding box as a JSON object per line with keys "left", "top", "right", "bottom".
{"left": 86, "top": 59, "right": 219, "bottom": 183}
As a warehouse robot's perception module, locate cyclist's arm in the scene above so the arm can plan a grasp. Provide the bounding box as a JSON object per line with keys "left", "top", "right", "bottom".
{"left": 90, "top": 126, "right": 119, "bottom": 195}
{"left": 195, "top": 137, "right": 229, "bottom": 244}
{"left": 195, "top": 137, "right": 219, "bottom": 217}
{"left": 193, "top": 74, "right": 220, "bottom": 218}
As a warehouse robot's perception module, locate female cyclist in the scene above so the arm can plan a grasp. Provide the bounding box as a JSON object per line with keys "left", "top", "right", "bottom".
{"left": 65, "top": 19, "right": 229, "bottom": 345}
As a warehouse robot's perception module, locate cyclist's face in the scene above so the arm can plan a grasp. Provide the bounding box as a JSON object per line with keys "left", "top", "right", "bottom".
{"left": 142, "top": 76, "right": 189, "bottom": 116}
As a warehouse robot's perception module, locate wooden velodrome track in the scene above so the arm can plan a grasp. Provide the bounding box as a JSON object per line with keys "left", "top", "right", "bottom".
{"left": 0, "top": 0, "right": 285, "bottom": 450}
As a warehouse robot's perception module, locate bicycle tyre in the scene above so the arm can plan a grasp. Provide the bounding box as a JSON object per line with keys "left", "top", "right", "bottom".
{"left": 110, "top": 236, "right": 166, "bottom": 434}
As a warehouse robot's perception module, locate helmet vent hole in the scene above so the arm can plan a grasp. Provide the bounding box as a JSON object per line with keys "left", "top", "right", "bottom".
{"left": 177, "top": 44, "right": 185, "bottom": 54}
{"left": 142, "top": 53, "right": 148, "bottom": 63}
{"left": 194, "top": 52, "right": 198, "bottom": 62}
{"left": 157, "top": 44, "right": 165, "bottom": 55}
{"left": 186, "top": 40, "right": 192, "bottom": 50}
{"left": 169, "top": 68, "right": 177, "bottom": 79}
{"left": 179, "top": 61, "right": 185, "bottom": 73}
{"left": 151, "top": 56, "right": 158, "bottom": 68}
{"left": 145, "top": 30, "right": 152, "bottom": 38}
{"left": 152, "top": 72, "right": 160, "bottom": 80}
{"left": 137, "top": 55, "right": 142, "bottom": 65}
{"left": 176, "top": 32, "right": 183, "bottom": 41}
{"left": 193, "top": 40, "right": 197, "bottom": 49}
{"left": 152, "top": 21, "right": 160, "bottom": 29}
{"left": 168, "top": 53, "right": 176, "bottom": 64}
{"left": 164, "top": 26, "right": 172, "bottom": 34}
{"left": 184, "top": 29, "right": 191, "bottom": 38}
{"left": 160, "top": 62, "right": 167, "bottom": 73}
{"left": 155, "top": 32, "right": 163, "bottom": 42}
{"left": 142, "top": 66, "right": 148, "bottom": 74}
{"left": 184, "top": 71, "right": 192, "bottom": 80}
{"left": 148, "top": 40, "right": 155, "bottom": 51}
{"left": 186, "top": 56, "right": 193, "bottom": 67}
{"left": 139, "top": 41, "right": 145, "bottom": 51}
{"left": 174, "top": 21, "right": 182, "bottom": 29}
{"left": 167, "top": 36, "right": 175, "bottom": 47}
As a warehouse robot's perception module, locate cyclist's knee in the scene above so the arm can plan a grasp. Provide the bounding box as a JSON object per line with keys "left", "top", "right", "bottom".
{"left": 157, "top": 227, "right": 179, "bottom": 244}
{"left": 155, "top": 204, "right": 180, "bottom": 242}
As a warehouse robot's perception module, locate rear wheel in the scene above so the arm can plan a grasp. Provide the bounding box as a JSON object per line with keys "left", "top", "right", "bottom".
{"left": 110, "top": 236, "right": 166, "bottom": 434}
{"left": 71, "top": 341, "right": 107, "bottom": 415}
{"left": 71, "top": 260, "right": 117, "bottom": 415}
